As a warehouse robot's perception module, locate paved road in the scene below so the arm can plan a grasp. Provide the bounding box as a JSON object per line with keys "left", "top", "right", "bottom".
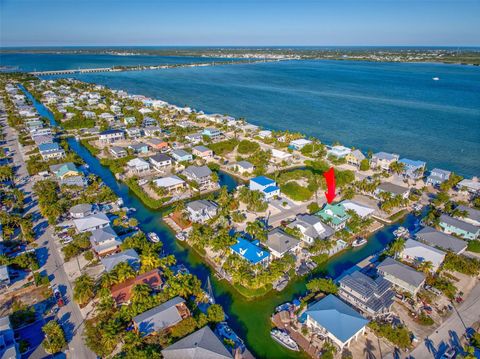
{"left": 410, "top": 281, "right": 480, "bottom": 359}
{"left": 2, "top": 115, "right": 95, "bottom": 359}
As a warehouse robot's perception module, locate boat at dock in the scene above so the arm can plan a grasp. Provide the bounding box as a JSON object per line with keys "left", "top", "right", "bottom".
{"left": 270, "top": 329, "right": 299, "bottom": 351}
{"left": 147, "top": 232, "right": 160, "bottom": 242}
{"left": 352, "top": 237, "right": 367, "bottom": 247}
{"left": 176, "top": 231, "right": 187, "bottom": 241}
{"left": 393, "top": 226, "right": 409, "bottom": 238}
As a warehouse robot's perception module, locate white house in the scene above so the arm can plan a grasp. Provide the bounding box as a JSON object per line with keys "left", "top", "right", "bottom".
{"left": 400, "top": 239, "right": 446, "bottom": 272}
{"left": 249, "top": 176, "right": 280, "bottom": 200}
{"left": 289, "top": 138, "right": 312, "bottom": 150}
{"left": 126, "top": 158, "right": 150, "bottom": 174}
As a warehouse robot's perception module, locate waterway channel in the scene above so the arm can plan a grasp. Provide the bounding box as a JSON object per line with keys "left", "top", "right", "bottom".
{"left": 24, "top": 85, "right": 423, "bottom": 359}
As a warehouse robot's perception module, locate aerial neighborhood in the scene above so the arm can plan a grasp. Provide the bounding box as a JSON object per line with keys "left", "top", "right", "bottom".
{"left": 1, "top": 72, "right": 480, "bottom": 358}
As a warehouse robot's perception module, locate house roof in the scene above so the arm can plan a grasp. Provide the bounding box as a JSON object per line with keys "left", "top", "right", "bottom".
{"left": 38, "top": 142, "right": 60, "bottom": 152}
{"left": 161, "top": 326, "right": 232, "bottom": 359}
{"left": 415, "top": 226, "right": 467, "bottom": 254}
{"left": 402, "top": 239, "right": 446, "bottom": 268}
{"left": 289, "top": 214, "right": 334, "bottom": 239}
{"left": 350, "top": 149, "right": 366, "bottom": 161}
{"left": 266, "top": 228, "right": 301, "bottom": 255}
{"left": 154, "top": 175, "right": 185, "bottom": 188}
{"left": 133, "top": 296, "right": 186, "bottom": 335}
{"left": 457, "top": 205, "right": 480, "bottom": 224}
{"left": 73, "top": 212, "right": 110, "bottom": 232}
{"left": 111, "top": 269, "right": 162, "bottom": 305}
{"left": 305, "top": 294, "right": 369, "bottom": 344}
{"left": 100, "top": 129, "right": 123, "bottom": 136}
{"left": 399, "top": 158, "right": 426, "bottom": 168}
{"left": 340, "top": 200, "right": 375, "bottom": 218}
{"left": 172, "top": 149, "right": 191, "bottom": 158}
{"left": 100, "top": 249, "right": 139, "bottom": 272}
{"left": 69, "top": 203, "right": 92, "bottom": 215}
{"left": 192, "top": 145, "right": 211, "bottom": 153}
{"left": 372, "top": 152, "right": 398, "bottom": 161}
{"left": 127, "top": 158, "right": 150, "bottom": 168}
{"left": 184, "top": 165, "right": 212, "bottom": 179}
{"left": 237, "top": 160, "right": 254, "bottom": 169}
{"left": 150, "top": 153, "right": 172, "bottom": 163}
{"left": 440, "top": 214, "right": 479, "bottom": 234}
{"left": 230, "top": 238, "right": 270, "bottom": 264}
{"left": 377, "top": 257, "right": 425, "bottom": 288}
{"left": 264, "top": 185, "right": 280, "bottom": 194}
{"left": 90, "top": 225, "right": 118, "bottom": 244}
{"left": 317, "top": 203, "right": 349, "bottom": 226}
{"left": 251, "top": 176, "right": 275, "bottom": 187}
{"left": 187, "top": 200, "right": 218, "bottom": 213}
{"left": 377, "top": 182, "right": 409, "bottom": 196}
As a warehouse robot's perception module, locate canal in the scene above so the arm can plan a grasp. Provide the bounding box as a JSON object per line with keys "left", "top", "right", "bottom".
{"left": 25, "top": 85, "right": 422, "bottom": 359}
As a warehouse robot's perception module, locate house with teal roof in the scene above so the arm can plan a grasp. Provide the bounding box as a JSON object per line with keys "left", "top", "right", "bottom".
{"left": 316, "top": 203, "right": 350, "bottom": 231}
{"left": 303, "top": 294, "right": 369, "bottom": 349}
{"left": 49, "top": 162, "right": 82, "bottom": 180}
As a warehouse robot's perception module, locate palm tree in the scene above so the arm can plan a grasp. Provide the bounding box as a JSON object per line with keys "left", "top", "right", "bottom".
{"left": 388, "top": 237, "right": 406, "bottom": 259}
{"left": 73, "top": 274, "right": 95, "bottom": 305}
{"left": 389, "top": 161, "right": 406, "bottom": 175}
{"left": 100, "top": 271, "right": 118, "bottom": 288}
{"left": 140, "top": 250, "right": 162, "bottom": 273}
{"left": 114, "top": 262, "right": 135, "bottom": 283}
{"left": 418, "top": 260, "right": 433, "bottom": 274}
{"left": 131, "top": 283, "right": 152, "bottom": 305}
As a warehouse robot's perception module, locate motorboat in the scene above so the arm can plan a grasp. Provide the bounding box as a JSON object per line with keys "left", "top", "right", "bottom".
{"left": 270, "top": 329, "right": 299, "bottom": 351}
{"left": 352, "top": 237, "right": 367, "bottom": 247}
{"left": 393, "top": 226, "right": 409, "bottom": 238}
{"left": 176, "top": 231, "right": 187, "bottom": 241}
{"left": 147, "top": 232, "right": 160, "bottom": 243}
{"left": 432, "top": 77, "right": 440, "bottom": 81}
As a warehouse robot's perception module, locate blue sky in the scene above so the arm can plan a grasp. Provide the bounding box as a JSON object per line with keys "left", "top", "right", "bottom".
{"left": 1, "top": 0, "right": 479, "bottom": 46}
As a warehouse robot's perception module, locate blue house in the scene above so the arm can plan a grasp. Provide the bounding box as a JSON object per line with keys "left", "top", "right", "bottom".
{"left": 439, "top": 214, "right": 480, "bottom": 240}
{"left": 202, "top": 127, "right": 223, "bottom": 140}
{"left": 399, "top": 158, "right": 426, "bottom": 179}
{"left": 230, "top": 238, "right": 270, "bottom": 266}
{"left": 249, "top": 176, "right": 280, "bottom": 200}
{"left": 171, "top": 149, "right": 193, "bottom": 162}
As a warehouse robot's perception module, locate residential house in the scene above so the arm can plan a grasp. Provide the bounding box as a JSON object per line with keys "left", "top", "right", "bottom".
{"left": 142, "top": 118, "right": 158, "bottom": 128}
{"left": 183, "top": 165, "right": 213, "bottom": 189}
{"left": 327, "top": 145, "right": 351, "bottom": 158}
{"left": 0, "top": 316, "right": 20, "bottom": 359}
{"left": 370, "top": 152, "right": 399, "bottom": 171}
{"left": 231, "top": 160, "right": 254, "bottom": 175}
{"left": 258, "top": 130, "right": 272, "bottom": 139}
{"left": 455, "top": 205, "right": 480, "bottom": 227}
{"left": 33, "top": 134, "right": 54, "bottom": 146}
{"left": 345, "top": 150, "right": 366, "bottom": 167}
{"left": 316, "top": 203, "right": 350, "bottom": 231}
{"left": 100, "top": 249, "right": 140, "bottom": 273}
{"left": 149, "top": 153, "right": 172, "bottom": 172}
{"left": 83, "top": 111, "right": 96, "bottom": 119}
{"left": 289, "top": 139, "right": 312, "bottom": 150}
{"left": 439, "top": 214, "right": 479, "bottom": 240}
{"left": 161, "top": 326, "right": 233, "bottom": 359}
{"left": 271, "top": 148, "right": 292, "bottom": 163}
{"left": 249, "top": 176, "right": 280, "bottom": 200}
{"left": 338, "top": 271, "right": 395, "bottom": 317}
{"left": 49, "top": 162, "right": 81, "bottom": 180}
{"left": 288, "top": 214, "right": 334, "bottom": 244}
{"left": 73, "top": 212, "right": 110, "bottom": 233}
{"left": 377, "top": 257, "right": 426, "bottom": 295}
{"left": 340, "top": 200, "right": 375, "bottom": 218}
{"left": 38, "top": 142, "right": 65, "bottom": 160}
{"left": 143, "top": 126, "right": 162, "bottom": 138}
{"left": 125, "top": 127, "right": 143, "bottom": 139}
{"left": 128, "top": 143, "right": 149, "bottom": 154}
{"left": 186, "top": 200, "right": 218, "bottom": 223}
{"left": 185, "top": 133, "right": 203, "bottom": 144}
{"left": 146, "top": 138, "right": 169, "bottom": 152}
{"left": 457, "top": 178, "right": 480, "bottom": 195}
{"left": 398, "top": 158, "right": 426, "bottom": 180}
{"left": 99, "top": 129, "right": 124, "bottom": 144}
{"left": 109, "top": 146, "right": 127, "bottom": 159}
{"left": 374, "top": 182, "right": 410, "bottom": 200}
{"left": 400, "top": 239, "right": 446, "bottom": 272}
{"left": 111, "top": 269, "right": 163, "bottom": 305}
{"left": 426, "top": 168, "right": 451, "bottom": 187}
{"left": 192, "top": 145, "right": 213, "bottom": 159}
{"left": 171, "top": 149, "right": 193, "bottom": 162}
{"left": 123, "top": 116, "right": 136, "bottom": 125}
{"left": 415, "top": 226, "right": 467, "bottom": 254}
{"left": 202, "top": 128, "right": 223, "bottom": 141}
{"left": 304, "top": 294, "right": 369, "bottom": 349}
{"left": 133, "top": 296, "right": 191, "bottom": 336}
{"left": 90, "top": 225, "right": 122, "bottom": 257}
{"left": 153, "top": 176, "right": 186, "bottom": 193}
{"left": 266, "top": 228, "right": 301, "bottom": 259}
{"left": 126, "top": 158, "right": 150, "bottom": 174}
{"left": 230, "top": 238, "right": 270, "bottom": 267}
{"left": 69, "top": 203, "right": 93, "bottom": 219}
{"left": 99, "top": 113, "right": 115, "bottom": 122}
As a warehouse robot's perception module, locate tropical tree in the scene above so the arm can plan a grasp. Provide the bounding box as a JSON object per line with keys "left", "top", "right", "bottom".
{"left": 389, "top": 161, "right": 405, "bottom": 175}
{"left": 42, "top": 321, "right": 66, "bottom": 354}
{"left": 207, "top": 304, "right": 225, "bottom": 323}
{"left": 387, "top": 238, "right": 406, "bottom": 259}
{"left": 245, "top": 220, "right": 267, "bottom": 241}
{"left": 418, "top": 260, "right": 433, "bottom": 274}
{"left": 73, "top": 274, "right": 95, "bottom": 305}
{"left": 306, "top": 278, "right": 338, "bottom": 294}
{"left": 114, "top": 262, "right": 136, "bottom": 283}
{"left": 139, "top": 249, "right": 162, "bottom": 273}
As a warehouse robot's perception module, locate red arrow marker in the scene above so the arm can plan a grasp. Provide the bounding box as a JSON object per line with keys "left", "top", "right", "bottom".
{"left": 324, "top": 167, "right": 336, "bottom": 204}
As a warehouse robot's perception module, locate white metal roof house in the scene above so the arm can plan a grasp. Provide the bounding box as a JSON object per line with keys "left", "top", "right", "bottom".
{"left": 73, "top": 212, "right": 110, "bottom": 233}
{"left": 400, "top": 239, "right": 446, "bottom": 272}
{"left": 126, "top": 158, "right": 150, "bottom": 174}
{"left": 186, "top": 200, "right": 218, "bottom": 223}
{"left": 288, "top": 214, "right": 334, "bottom": 244}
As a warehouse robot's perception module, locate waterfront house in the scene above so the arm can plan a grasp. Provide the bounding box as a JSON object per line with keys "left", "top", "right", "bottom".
{"left": 161, "top": 326, "right": 233, "bottom": 359}
{"left": 370, "top": 152, "right": 399, "bottom": 171}
{"left": 73, "top": 212, "right": 110, "bottom": 233}
{"left": 90, "top": 225, "right": 122, "bottom": 257}
{"left": 109, "top": 146, "right": 127, "bottom": 158}
{"left": 183, "top": 165, "right": 213, "bottom": 189}
{"left": 133, "top": 296, "right": 191, "bottom": 336}
{"left": 415, "top": 226, "right": 467, "bottom": 254}
{"left": 177, "top": 120, "right": 195, "bottom": 129}
{"left": 400, "top": 239, "right": 446, "bottom": 272}
{"left": 374, "top": 182, "right": 410, "bottom": 200}
{"left": 100, "top": 249, "right": 140, "bottom": 273}
{"left": 303, "top": 294, "right": 369, "bottom": 349}
{"left": 340, "top": 200, "right": 375, "bottom": 218}
{"left": 192, "top": 145, "right": 213, "bottom": 159}
{"left": 271, "top": 148, "right": 292, "bottom": 163}
{"left": 455, "top": 205, "right": 480, "bottom": 227}
{"left": 38, "top": 142, "right": 65, "bottom": 160}
{"left": 146, "top": 138, "right": 169, "bottom": 152}
{"left": 142, "top": 118, "right": 158, "bottom": 128}
{"left": 457, "top": 178, "right": 480, "bottom": 195}
{"left": 288, "top": 214, "right": 334, "bottom": 244}
{"left": 338, "top": 271, "right": 394, "bottom": 318}
{"left": 426, "top": 168, "right": 451, "bottom": 187}
{"left": 126, "top": 158, "right": 150, "bottom": 174}
{"left": 49, "top": 162, "right": 81, "bottom": 180}
{"left": 316, "top": 203, "right": 350, "bottom": 231}
{"left": 439, "top": 214, "right": 480, "bottom": 240}
{"left": 33, "top": 134, "right": 54, "bottom": 146}
{"left": 149, "top": 153, "right": 172, "bottom": 172}
{"left": 186, "top": 200, "right": 218, "bottom": 223}
{"left": 153, "top": 176, "right": 186, "bottom": 193}
{"left": 125, "top": 127, "right": 143, "bottom": 139}
{"left": 377, "top": 257, "right": 426, "bottom": 296}
{"left": 171, "top": 149, "right": 193, "bottom": 162}
{"left": 327, "top": 145, "right": 352, "bottom": 159}
{"left": 202, "top": 127, "right": 223, "bottom": 141}
{"left": 289, "top": 138, "right": 312, "bottom": 150}
{"left": 99, "top": 129, "right": 124, "bottom": 144}
{"left": 266, "top": 228, "right": 301, "bottom": 259}
{"left": 249, "top": 176, "right": 280, "bottom": 200}
{"left": 231, "top": 160, "right": 254, "bottom": 175}
{"left": 258, "top": 130, "right": 272, "bottom": 139}
{"left": 111, "top": 269, "right": 163, "bottom": 305}
{"left": 69, "top": 203, "right": 93, "bottom": 219}
{"left": 230, "top": 238, "right": 270, "bottom": 267}
{"left": 0, "top": 316, "right": 20, "bottom": 359}
{"left": 128, "top": 143, "right": 149, "bottom": 154}
{"left": 398, "top": 158, "right": 426, "bottom": 180}
{"left": 345, "top": 150, "right": 366, "bottom": 167}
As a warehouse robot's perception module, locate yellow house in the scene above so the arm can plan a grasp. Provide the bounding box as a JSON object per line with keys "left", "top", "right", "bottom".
{"left": 345, "top": 150, "right": 366, "bottom": 167}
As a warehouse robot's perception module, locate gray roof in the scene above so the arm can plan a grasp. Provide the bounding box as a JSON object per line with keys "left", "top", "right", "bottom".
{"left": 416, "top": 226, "right": 467, "bottom": 254}
{"left": 373, "top": 152, "right": 398, "bottom": 161}
{"left": 90, "top": 225, "right": 118, "bottom": 244}
{"left": 377, "top": 182, "right": 409, "bottom": 196}
{"left": 161, "top": 326, "right": 232, "bottom": 359}
{"left": 193, "top": 145, "right": 211, "bottom": 153}
{"left": 187, "top": 200, "right": 218, "bottom": 213}
{"left": 266, "top": 228, "right": 301, "bottom": 255}
{"left": 440, "top": 214, "right": 479, "bottom": 234}
{"left": 350, "top": 149, "right": 366, "bottom": 161}
{"left": 289, "top": 214, "right": 334, "bottom": 239}
{"left": 184, "top": 165, "right": 212, "bottom": 179}
{"left": 150, "top": 153, "right": 172, "bottom": 163}
{"left": 69, "top": 203, "right": 92, "bottom": 215}
{"left": 73, "top": 212, "right": 110, "bottom": 232}
{"left": 377, "top": 257, "right": 425, "bottom": 288}
{"left": 172, "top": 149, "right": 191, "bottom": 158}
{"left": 237, "top": 160, "right": 254, "bottom": 169}
{"left": 134, "top": 296, "right": 185, "bottom": 335}
{"left": 100, "top": 249, "right": 139, "bottom": 272}
{"left": 457, "top": 205, "right": 480, "bottom": 224}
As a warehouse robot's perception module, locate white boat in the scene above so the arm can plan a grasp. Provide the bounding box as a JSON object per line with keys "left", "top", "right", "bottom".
{"left": 147, "top": 232, "right": 160, "bottom": 243}
{"left": 393, "top": 227, "right": 409, "bottom": 238}
{"left": 352, "top": 237, "right": 367, "bottom": 247}
{"left": 176, "top": 232, "right": 187, "bottom": 241}
{"left": 432, "top": 77, "right": 440, "bottom": 81}
{"left": 270, "top": 329, "right": 299, "bottom": 351}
